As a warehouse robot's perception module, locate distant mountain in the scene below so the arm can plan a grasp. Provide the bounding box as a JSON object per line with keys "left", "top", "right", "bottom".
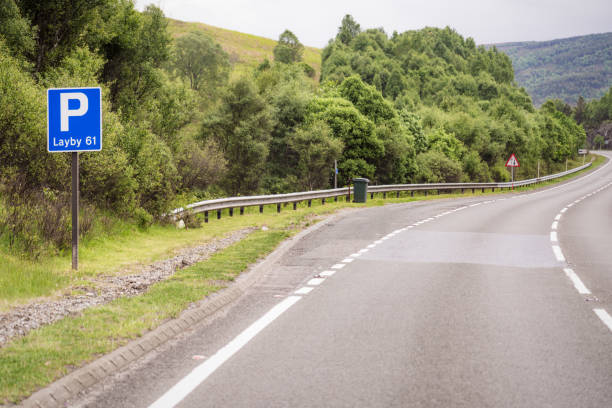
{"left": 493, "top": 33, "right": 612, "bottom": 106}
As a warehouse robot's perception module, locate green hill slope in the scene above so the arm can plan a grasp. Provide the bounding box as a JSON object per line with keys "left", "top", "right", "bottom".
{"left": 494, "top": 33, "right": 612, "bottom": 106}
{"left": 167, "top": 19, "right": 322, "bottom": 80}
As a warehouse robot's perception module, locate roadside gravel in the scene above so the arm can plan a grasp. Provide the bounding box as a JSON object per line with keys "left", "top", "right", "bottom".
{"left": 0, "top": 227, "right": 256, "bottom": 347}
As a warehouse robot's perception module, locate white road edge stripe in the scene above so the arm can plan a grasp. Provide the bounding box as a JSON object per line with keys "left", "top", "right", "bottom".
{"left": 550, "top": 231, "right": 558, "bottom": 242}
{"left": 594, "top": 309, "right": 612, "bottom": 332}
{"left": 563, "top": 268, "right": 591, "bottom": 294}
{"left": 148, "top": 296, "right": 302, "bottom": 408}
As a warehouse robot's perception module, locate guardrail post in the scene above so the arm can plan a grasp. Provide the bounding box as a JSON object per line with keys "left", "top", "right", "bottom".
{"left": 472, "top": 188, "right": 475, "bottom": 194}
{"left": 322, "top": 198, "right": 325, "bottom": 205}
{"left": 293, "top": 202, "right": 297, "bottom": 210}
{"left": 411, "top": 191, "right": 414, "bottom": 197}
{"left": 481, "top": 187, "right": 485, "bottom": 193}
{"left": 277, "top": 203, "right": 281, "bottom": 213}
{"left": 308, "top": 199, "right": 312, "bottom": 207}
{"left": 334, "top": 196, "right": 338, "bottom": 202}
{"left": 425, "top": 191, "right": 428, "bottom": 197}
{"left": 240, "top": 207, "right": 244, "bottom": 215}
{"left": 229, "top": 207, "right": 233, "bottom": 217}
{"left": 370, "top": 192, "right": 374, "bottom": 200}
{"left": 437, "top": 190, "right": 441, "bottom": 195}
{"left": 217, "top": 210, "right": 221, "bottom": 219}
{"left": 461, "top": 188, "right": 464, "bottom": 194}
{"left": 492, "top": 188, "right": 495, "bottom": 192}
{"left": 383, "top": 192, "right": 387, "bottom": 199}
{"left": 396, "top": 191, "right": 400, "bottom": 198}
{"left": 204, "top": 211, "right": 208, "bottom": 223}
{"left": 259, "top": 205, "right": 263, "bottom": 213}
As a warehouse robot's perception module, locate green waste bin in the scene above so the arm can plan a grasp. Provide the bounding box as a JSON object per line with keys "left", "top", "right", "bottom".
{"left": 352, "top": 178, "right": 370, "bottom": 203}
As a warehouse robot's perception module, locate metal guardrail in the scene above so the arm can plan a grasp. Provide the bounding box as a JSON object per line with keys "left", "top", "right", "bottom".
{"left": 173, "top": 162, "right": 592, "bottom": 221}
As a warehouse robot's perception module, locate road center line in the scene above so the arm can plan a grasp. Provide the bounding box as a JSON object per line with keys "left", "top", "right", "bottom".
{"left": 148, "top": 296, "right": 302, "bottom": 408}
{"left": 552, "top": 245, "right": 565, "bottom": 262}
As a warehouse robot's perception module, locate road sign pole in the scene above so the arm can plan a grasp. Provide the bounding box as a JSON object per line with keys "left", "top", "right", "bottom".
{"left": 334, "top": 160, "right": 338, "bottom": 189}
{"left": 72, "top": 152, "right": 79, "bottom": 270}
{"left": 511, "top": 166, "right": 514, "bottom": 190}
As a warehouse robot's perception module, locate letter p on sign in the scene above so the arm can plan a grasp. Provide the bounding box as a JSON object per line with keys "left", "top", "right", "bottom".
{"left": 60, "top": 93, "right": 88, "bottom": 131}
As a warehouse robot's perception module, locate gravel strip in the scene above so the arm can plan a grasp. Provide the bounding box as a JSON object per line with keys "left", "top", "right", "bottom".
{"left": 0, "top": 227, "right": 256, "bottom": 347}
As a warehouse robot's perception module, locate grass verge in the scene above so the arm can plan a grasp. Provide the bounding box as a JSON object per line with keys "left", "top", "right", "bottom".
{"left": 0, "top": 154, "right": 606, "bottom": 403}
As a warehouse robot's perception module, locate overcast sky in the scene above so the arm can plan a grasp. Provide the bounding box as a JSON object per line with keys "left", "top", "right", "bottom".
{"left": 134, "top": 0, "right": 612, "bottom": 47}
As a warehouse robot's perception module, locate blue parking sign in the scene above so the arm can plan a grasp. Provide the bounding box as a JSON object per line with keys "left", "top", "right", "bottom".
{"left": 47, "top": 87, "right": 102, "bottom": 152}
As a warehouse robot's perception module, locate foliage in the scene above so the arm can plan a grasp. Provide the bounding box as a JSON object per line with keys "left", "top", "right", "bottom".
{"left": 273, "top": 29, "right": 304, "bottom": 64}
{"left": 0, "top": 8, "right": 590, "bottom": 257}
{"left": 16, "top": 0, "right": 110, "bottom": 71}
{"left": 172, "top": 30, "right": 230, "bottom": 93}
{"left": 201, "top": 76, "right": 273, "bottom": 194}
{"left": 0, "top": 0, "right": 34, "bottom": 58}
{"left": 289, "top": 120, "right": 343, "bottom": 190}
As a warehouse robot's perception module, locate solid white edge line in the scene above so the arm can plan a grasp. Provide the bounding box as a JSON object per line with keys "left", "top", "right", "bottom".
{"left": 550, "top": 231, "right": 558, "bottom": 242}
{"left": 148, "top": 296, "right": 302, "bottom": 408}
{"left": 560, "top": 208, "right": 568, "bottom": 213}
{"left": 342, "top": 258, "right": 354, "bottom": 263}
{"left": 594, "top": 309, "right": 612, "bottom": 332}
{"left": 349, "top": 253, "right": 361, "bottom": 257}
{"left": 563, "top": 268, "right": 591, "bottom": 295}
{"left": 358, "top": 248, "right": 369, "bottom": 253}
{"left": 331, "top": 263, "right": 345, "bottom": 269}
{"left": 552, "top": 245, "right": 565, "bottom": 262}
{"left": 551, "top": 221, "right": 558, "bottom": 230}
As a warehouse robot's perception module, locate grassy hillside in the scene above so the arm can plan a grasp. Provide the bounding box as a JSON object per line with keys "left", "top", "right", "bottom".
{"left": 494, "top": 33, "right": 612, "bottom": 106}
{"left": 167, "top": 18, "right": 322, "bottom": 81}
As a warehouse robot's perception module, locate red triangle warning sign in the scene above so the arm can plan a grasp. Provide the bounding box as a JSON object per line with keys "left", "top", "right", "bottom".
{"left": 505, "top": 154, "right": 520, "bottom": 167}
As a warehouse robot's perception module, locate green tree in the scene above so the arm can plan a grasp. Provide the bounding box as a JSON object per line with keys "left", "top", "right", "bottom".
{"left": 336, "top": 14, "right": 361, "bottom": 45}
{"left": 101, "top": 4, "right": 171, "bottom": 116}
{"left": 290, "top": 120, "right": 343, "bottom": 190}
{"left": 173, "top": 31, "right": 230, "bottom": 92}
{"left": 273, "top": 29, "right": 304, "bottom": 64}
{"left": 16, "top": 0, "right": 109, "bottom": 71}
{"left": 307, "top": 96, "right": 384, "bottom": 181}
{"left": 0, "top": 0, "right": 34, "bottom": 58}
{"left": 201, "top": 77, "right": 273, "bottom": 194}
{"left": 593, "top": 134, "right": 604, "bottom": 150}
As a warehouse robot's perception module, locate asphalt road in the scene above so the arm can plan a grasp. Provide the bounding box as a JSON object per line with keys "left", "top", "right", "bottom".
{"left": 72, "top": 152, "right": 612, "bottom": 408}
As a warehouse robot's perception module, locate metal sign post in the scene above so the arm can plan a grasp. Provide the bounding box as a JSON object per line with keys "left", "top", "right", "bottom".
{"left": 505, "top": 153, "right": 520, "bottom": 190}
{"left": 71, "top": 152, "right": 79, "bottom": 269}
{"left": 48, "top": 87, "right": 102, "bottom": 270}
{"left": 334, "top": 160, "right": 338, "bottom": 189}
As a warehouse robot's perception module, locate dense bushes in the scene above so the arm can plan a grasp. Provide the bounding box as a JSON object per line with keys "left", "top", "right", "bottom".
{"left": 0, "top": 7, "right": 588, "bottom": 257}
{"left": 320, "top": 17, "right": 585, "bottom": 182}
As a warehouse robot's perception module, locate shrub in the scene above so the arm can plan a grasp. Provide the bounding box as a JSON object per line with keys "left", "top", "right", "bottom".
{"left": 133, "top": 207, "right": 153, "bottom": 231}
